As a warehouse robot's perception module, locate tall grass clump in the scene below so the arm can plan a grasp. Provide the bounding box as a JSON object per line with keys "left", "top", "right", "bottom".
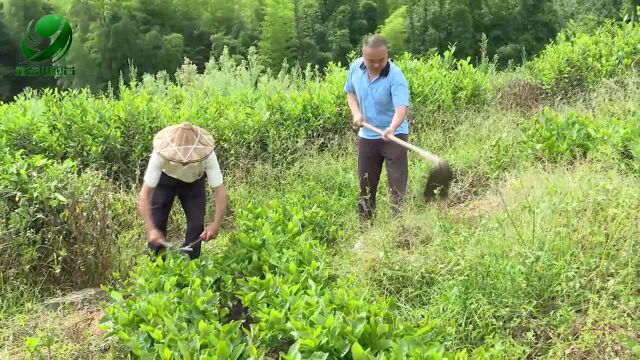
{"left": 355, "top": 163, "right": 640, "bottom": 358}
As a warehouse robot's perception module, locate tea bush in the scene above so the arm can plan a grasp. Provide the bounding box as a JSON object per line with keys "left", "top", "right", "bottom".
{"left": 393, "top": 49, "right": 492, "bottom": 117}
{"left": 524, "top": 108, "right": 599, "bottom": 162}
{"left": 0, "top": 48, "right": 493, "bottom": 184}
{"left": 101, "top": 200, "right": 497, "bottom": 358}
{"left": 530, "top": 18, "right": 640, "bottom": 96}
{"left": 522, "top": 107, "right": 640, "bottom": 171}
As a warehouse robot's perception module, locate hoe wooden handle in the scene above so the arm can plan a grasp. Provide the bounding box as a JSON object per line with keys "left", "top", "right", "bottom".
{"left": 360, "top": 122, "right": 441, "bottom": 164}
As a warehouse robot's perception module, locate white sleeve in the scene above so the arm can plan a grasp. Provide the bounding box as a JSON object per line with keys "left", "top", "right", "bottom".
{"left": 205, "top": 151, "right": 223, "bottom": 187}
{"left": 143, "top": 151, "right": 163, "bottom": 187}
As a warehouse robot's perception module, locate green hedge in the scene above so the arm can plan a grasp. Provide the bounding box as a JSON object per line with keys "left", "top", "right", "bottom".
{"left": 100, "top": 200, "right": 499, "bottom": 359}
{"left": 530, "top": 19, "right": 640, "bottom": 96}
{"left": 0, "top": 50, "right": 492, "bottom": 184}
{"left": 522, "top": 107, "right": 640, "bottom": 172}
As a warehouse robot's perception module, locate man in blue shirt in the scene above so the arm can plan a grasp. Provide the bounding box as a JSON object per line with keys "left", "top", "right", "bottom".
{"left": 344, "top": 34, "right": 410, "bottom": 221}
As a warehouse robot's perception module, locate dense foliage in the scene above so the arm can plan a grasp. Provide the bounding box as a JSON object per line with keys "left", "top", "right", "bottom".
{"left": 100, "top": 200, "right": 500, "bottom": 358}
{"left": 2, "top": 17, "right": 640, "bottom": 359}
{"left": 1, "top": 0, "right": 638, "bottom": 101}
{"left": 0, "top": 49, "right": 491, "bottom": 183}
{"left": 529, "top": 17, "right": 640, "bottom": 95}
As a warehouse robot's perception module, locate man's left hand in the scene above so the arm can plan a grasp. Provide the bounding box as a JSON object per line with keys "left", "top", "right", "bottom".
{"left": 381, "top": 127, "right": 396, "bottom": 141}
{"left": 200, "top": 224, "right": 219, "bottom": 242}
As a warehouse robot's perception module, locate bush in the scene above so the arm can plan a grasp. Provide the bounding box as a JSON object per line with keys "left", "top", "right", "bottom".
{"left": 0, "top": 150, "right": 142, "bottom": 296}
{"left": 0, "top": 48, "right": 493, "bottom": 185}
{"left": 100, "top": 200, "right": 494, "bottom": 358}
{"left": 394, "top": 49, "right": 492, "bottom": 119}
{"left": 524, "top": 108, "right": 599, "bottom": 163}
{"left": 523, "top": 107, "right": 640, "bottom": 171}
{"left": 530, "top": 19, "right": 640, "bottom": 97}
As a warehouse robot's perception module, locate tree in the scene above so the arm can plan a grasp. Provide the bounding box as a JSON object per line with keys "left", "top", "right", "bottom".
{"left": 517, "top": 0, "right": 558, "bottom": 60}
{"left": 378, "top": 5, "right": 408, "bottom": 57}
{"left": 329, "top": 28, "right": 351, "bottom": 65}
{"left": 449, "top": 2, "right": 474, "bottom": 58}
{"left": 362, "top": 1, "right": 379, "bottom": 35}
{"left": 376, "top": 0, "right": 390, "bottom": 23}
{"left": 624, "top": 0, "right": 639, "bottom": 21}
{"left": 2, "top": 0, "right": 51, "bottom": 35}
{"left": 388, "top": 0, "right": 403, "bottom": 12}
{"left": 0, "top": 16, "right": 16, "bottom": 101}
{"left": 406, "top": 0, "right": 427, "bottom": 52}
{"left": 55, "top": 0, "right": 102, "bottom": 92}
{"left": 159, "top": 33, "right": 184, "bottom": 76}
{"left": 259, "top": 0, "right": 296, "bottom": 71}
{"left": 107, "top": 15, "right": 142, "bottom": 80}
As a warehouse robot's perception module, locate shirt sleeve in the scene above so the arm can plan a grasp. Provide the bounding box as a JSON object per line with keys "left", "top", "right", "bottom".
{"left": 390, "top": 70, "right": 410, "bottom": 108}
{"left": 205, "top": 151, "right": 223, "bottom": 187}
{"left": 143, "top": 151, "right": 163, "bottom": 187}
{"left": 344, "top": 62, "right": 356, "bottom": 93}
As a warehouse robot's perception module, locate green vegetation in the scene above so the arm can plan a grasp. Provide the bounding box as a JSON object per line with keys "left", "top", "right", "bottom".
{"left": 529, "top": 17, "right": 640, "bottom": 96}
{"left": 1, "top": 0, "right": 639, "bottom": 101}
{"left": 1, "top": 14, "right": 640, "bottom": 360}
{"left": 99, "top": 201, "right": 498, "bottom": 358}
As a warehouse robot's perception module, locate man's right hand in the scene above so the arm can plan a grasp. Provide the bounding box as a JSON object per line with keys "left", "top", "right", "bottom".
{"left": 352, "top": 113, "right": 365, "bottom": 128}
{"left": 148, "top": 228, "right": 165, "bottom": 246}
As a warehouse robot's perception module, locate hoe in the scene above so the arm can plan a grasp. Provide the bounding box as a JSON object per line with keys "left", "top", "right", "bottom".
{"left": 361, "top": 122, "right": 453, "bottom": 201}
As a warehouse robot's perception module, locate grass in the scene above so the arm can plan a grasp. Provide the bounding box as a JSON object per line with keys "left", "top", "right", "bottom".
{"left": 342, "top": 161, "right": 639, "bottom": 356}
{"left": 0, "top": 298, "right": 122, "bottom": 359}
{"left": 228, "top": 72, "right": 638, "bottom": 359}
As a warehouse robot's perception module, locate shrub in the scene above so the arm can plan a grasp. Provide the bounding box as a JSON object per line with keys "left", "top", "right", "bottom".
{"left": 0, "top": 150, "right": 142, "bottom": 295}
{"left": 100, "top": 200, "right": 492, "bottom": 358}
{"left": 394, "top": 49, "right": 492, "bottom": 119}
{"left": 524, "top": 108, "right": 599, "bottom": 163}
{"left": 0, "top": 48, "right": 493, "bottom": 185}
{"left": 530, "top": 19, "right": 640, "bottom": 97}
{"left": 523, "top": 107, "right": 640, "bottom": 171}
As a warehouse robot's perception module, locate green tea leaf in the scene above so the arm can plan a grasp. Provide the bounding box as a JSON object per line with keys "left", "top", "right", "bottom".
{"left": 110, "top": 290, "right": 124, "bottom": 302}
{"left": 229, "top": 343, "right": 246, "bottom": 360}
{"left": 216, "top": 341, "right": 230, "bottom": 359}
{"left": 25, "top": 337, "right": 39, "bottom": 352}
{"left": 351, "top": 342, "right": 368, "bottom": 360}
{"left": 161, "top": 347, "right": 172, "bottom": 360}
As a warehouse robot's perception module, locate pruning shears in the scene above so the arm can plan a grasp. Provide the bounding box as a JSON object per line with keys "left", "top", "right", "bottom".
{"left": 157, "top": 236, "right": 205, "bottom": 253}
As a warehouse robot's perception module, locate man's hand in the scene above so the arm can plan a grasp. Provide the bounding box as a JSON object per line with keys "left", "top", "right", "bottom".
{"left": 381, "top": 127, "right": 396, "bottom": 141}
{"left": 352, "top": 112, "right": 365, "bottom": 128}
{"left": 200, "top": 223, "right": 219, "bottom": 242}
{"left": 148, "top": 228, "right": 165, "bottom": 246}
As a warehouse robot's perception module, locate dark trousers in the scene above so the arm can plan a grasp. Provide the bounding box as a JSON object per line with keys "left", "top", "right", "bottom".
{"left": 358, "top": 134, "right": 408, "bottom": 220}
{"left": 148, "top": 172, "right": 206, "bottom": 260}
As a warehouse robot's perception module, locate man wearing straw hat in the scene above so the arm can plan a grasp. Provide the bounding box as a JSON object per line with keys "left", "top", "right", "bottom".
{"left": 138, "top": 122, "right": 227, "bottom": 260}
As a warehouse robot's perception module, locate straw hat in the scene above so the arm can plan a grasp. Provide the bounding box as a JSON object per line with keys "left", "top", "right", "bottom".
{"left": 152, "top": 122, "right": 215, "bottom": 164}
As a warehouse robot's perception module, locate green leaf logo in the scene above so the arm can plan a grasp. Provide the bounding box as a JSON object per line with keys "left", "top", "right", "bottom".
{"left": 20, "top": 14, "right": 72, "bottom": 63}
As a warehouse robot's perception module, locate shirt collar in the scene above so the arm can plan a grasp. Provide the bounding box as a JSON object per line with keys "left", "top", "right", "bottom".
{"left": 360, "top": 60, "right": 391, "bottom": 77}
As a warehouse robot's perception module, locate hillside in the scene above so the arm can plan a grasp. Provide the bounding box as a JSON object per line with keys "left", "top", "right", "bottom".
{"left": 1, "top": 17, "right": 639, "bottom": 359}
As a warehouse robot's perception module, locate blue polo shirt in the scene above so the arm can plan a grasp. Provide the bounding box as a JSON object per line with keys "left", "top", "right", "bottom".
{"left": 344, "top": 57, "right": 410, "bottom": 139}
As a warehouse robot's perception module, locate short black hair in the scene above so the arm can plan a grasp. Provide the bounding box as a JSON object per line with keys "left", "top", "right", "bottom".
{"left": 363, "top": 34, "right": 387, "bottom": 48}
